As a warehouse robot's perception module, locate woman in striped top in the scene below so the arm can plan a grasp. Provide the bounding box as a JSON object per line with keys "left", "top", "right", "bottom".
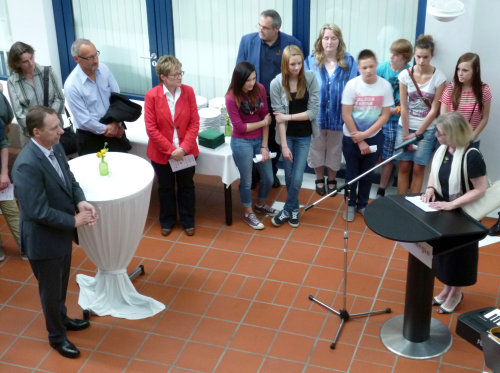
{"left": 440, "top": 53, "right": 492, "bottom": 147}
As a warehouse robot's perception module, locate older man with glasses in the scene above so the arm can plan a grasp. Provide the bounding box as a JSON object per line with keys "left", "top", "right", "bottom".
{"left": 237, "top": 9, "right": 303, "bottom": 189}
{"left": 64, "top": 38, "right": 131, "bottom": 155}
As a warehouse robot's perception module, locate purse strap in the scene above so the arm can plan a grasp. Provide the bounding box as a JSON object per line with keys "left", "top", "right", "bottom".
{"left": 407, "top": 67, "right": 432, "bottom": 109}
{"left": 461, "top": 147, "right": 490, "bottom": 192}
{"left": 43, "top": 66, "right": 49, "bottom": 107}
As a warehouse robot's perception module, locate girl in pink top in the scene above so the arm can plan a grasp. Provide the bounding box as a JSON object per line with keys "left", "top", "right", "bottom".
{"left": 440, "top": 52, "right": 492, "bottom": 145}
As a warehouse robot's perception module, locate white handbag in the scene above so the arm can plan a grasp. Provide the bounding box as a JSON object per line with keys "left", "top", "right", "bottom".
{"left": 461, "top": 148, "right": 500, "bottom": 220}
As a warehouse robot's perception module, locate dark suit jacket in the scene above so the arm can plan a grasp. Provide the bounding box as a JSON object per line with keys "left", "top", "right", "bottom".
{"left": 144, "top": 84, "right": 200, "bottom": 164}
{"left": 12, "top": 141, "right": 86, "bottom": 260}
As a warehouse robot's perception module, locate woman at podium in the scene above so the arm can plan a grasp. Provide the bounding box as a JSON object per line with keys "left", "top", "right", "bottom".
{"left": 420, "top": 112, "right": 487, "bottom": 314}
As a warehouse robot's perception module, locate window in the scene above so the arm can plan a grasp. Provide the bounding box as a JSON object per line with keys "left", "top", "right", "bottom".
{"left": 0, "top": 0, "right": 13, "bottom": 77}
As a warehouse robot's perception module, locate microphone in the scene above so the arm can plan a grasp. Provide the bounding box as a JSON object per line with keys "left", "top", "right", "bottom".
{"left": 394, "top": 133, "right": 424, "bottom": 151}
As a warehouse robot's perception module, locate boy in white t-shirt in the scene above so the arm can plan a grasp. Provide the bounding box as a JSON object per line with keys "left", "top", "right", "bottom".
{"left": 341, "top": 49, "right": 394, "bottom": 221}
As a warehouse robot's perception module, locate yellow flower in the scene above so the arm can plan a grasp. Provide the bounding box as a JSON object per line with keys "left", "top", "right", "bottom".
{"left": 96, "top": 142, "right": 109, "bottom": 158}
{"left": 96, "top": 152, "right": 102, "bottom": 158}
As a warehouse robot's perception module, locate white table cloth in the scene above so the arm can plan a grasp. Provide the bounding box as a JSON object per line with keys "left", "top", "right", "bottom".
{"left": 196, "top": 137, "right": 239, "bottom": 186}
{"left": 69, "top": 152, "right": 165, "bottom": 319}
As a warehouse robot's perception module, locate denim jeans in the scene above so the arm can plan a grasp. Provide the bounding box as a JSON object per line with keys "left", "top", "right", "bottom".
{"left": 283, "top": 136, "right": 311, "bottom": 212}
{"left": 342, "top": 131, "right": 384, "bottom": 209}
{"left": 231, "top": 136, "right": 273, "bottom": 207}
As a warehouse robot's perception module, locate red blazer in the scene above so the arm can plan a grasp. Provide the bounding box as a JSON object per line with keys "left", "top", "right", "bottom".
{"left": 144, "top": 84, "right": 200, "bottom": 164}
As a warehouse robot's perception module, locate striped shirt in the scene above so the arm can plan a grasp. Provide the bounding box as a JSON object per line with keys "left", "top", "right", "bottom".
{"left": 440, "top": 83, "right": 492, "bottom": 129}
{"left": 7, "top": 63, "right": 65, "bottom": 132}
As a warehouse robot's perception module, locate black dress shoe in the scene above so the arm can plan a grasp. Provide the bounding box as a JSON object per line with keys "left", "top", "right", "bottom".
{"left": 272, "top": 175, "right": 281, "bottom": 188}
{"left": 488, "top": 218, "right": 500, "bottom": 236}
{"left": 50, "top": 338, "right": 80, "bottom": 358}
{"left": 63, "top": 317, "right": 90, "bottom": 331}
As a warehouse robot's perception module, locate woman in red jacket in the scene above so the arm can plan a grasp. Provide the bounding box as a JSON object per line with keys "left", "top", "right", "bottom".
{"left": 144, "top": 55, "right": 200, "bottom": 236}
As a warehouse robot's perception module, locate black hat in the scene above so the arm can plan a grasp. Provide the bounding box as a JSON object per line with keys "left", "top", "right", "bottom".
{"left": 99, "top": 92, "right": 142, "bottom": 124}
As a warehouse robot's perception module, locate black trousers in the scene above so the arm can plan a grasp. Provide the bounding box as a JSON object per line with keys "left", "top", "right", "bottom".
{"left": 151, "top": 160, "right": 195, "bottom": 229}
{"left": 29, "top": 254, "right": 71, "bottom": 343}
{"left": 76, "top": 129, "right": 131, "bottom": 156}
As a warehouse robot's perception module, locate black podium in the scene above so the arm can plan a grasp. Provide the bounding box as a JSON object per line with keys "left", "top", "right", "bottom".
{"left": 365, "top": 194, "right": 488, "bottom": 359}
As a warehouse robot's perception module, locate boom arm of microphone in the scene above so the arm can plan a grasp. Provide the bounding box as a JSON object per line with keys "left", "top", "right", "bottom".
{"left": 394, "top": 133, "right": 424, "bottom": 151}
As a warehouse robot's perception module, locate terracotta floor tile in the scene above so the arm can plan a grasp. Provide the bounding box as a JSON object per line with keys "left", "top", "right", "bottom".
{"left": 0, "top": 279, "right": 21, "bottom": 304}
{"left": 354, "top": 345, "right": 396, "bottom": 366}
{"left": 191, "top": 317, "right": 237, "bottom": 346}
{"left": 38, "top": 348, "right": 90, "bottom": 373}
{"left": 344, "top": 272, "right": 383, "bottom": 298}
{"left": 289, "top": 225, "right": 328, "bottom": 245}
{"left": 124, "top": 360, "right": 170, "bottom": 373}
{"left": 2, "top": 337, "right": 50, "bottom": 368}
{"left": 201, "top": 270, "right": 227, "bottom": 293}
{"left": 358, "top": 233, "right": 396, "bottom": 256}
{"left": 255, "top": 280, "right": 281, "bottom": 303}
{"left": 135, "top": 237, "right": 172, "bottom": 260}
{"left": 0, "top": 362, "right": 33, "bottom": 372}
{"left": 229, "top": 324, "right": 277, "bottom": 354}
{"left": 381, "top": 277, "right": 406, "bottom": 292}
{"left": 206, "top": 295, "right": 251, "bottom": 322}
{"left": 393, "top": 357, "right": 438, "bottom": 372}
{"left": 293, "top": 286, "right": 326, "bottom": 309}
{"left": 7, "top": 284, "right": 41, "bottom": 311}
{"left": 308, "top": 340, "right": 356, "bottom": 371}
{"left": 0, "top": 259, "right": 33, "bottom": 282}
{"left": 268, "top": 259, "right": 309, "bottom": 284}
{"left": 233, "top": 253, "right": 274, "bottom": 277}
{"left": 165, "top": 264, "right": 194, "bottom": 288}
{"left": 79, "top": 351, "right": 130, "bottom": 373}
{"left": 245, "top": 235, "right": 285, "bottom": 257}
{"left": 135, "top": 334, "right": 185, "bottom": 365}
{"left": 349, "top": 252, "right": 389, "bottom": 277}
{"left": 148, "top": 261, "right": 177, "bottom": 284}
{"left": 175, "top": 341, "right": 224, "bottom": 372}
{"left": 0, "top": 332, "right": 16, "bottom": 355}
{"left": 153, "top": 310, "right": 200, "bottom": 338}
{"left": 279, "top": 240, "right": 319, "bottom": 263}
{"left": 301, "top": 207, "right": 337, "bottom": 227}
{"left": 281, "top": 308, "right": 326, "bottom": 337}
{"left": 244, "top": 301, "right": 288, "bottom": 329}
{"left": 98, "top": 327, "right": 148, "bottom": 356}
{"left": 164, "top": 242, "right": 206, "bottom": 266}
{"left": 274, "top": 283, "right": 300, "bottom": 306}
{"left": 238, "top": 277, "right": 263, "bottom": 299}
{"left": 216, "top": 349, "right": 264, "bottom": 373}
{"left": 314, "top": 246, "right": 351, "bottom": 269}
{"left": 350, "top": 360, "right": 393, "bottom": 373}
{"left": 260, "top": 357, "right": 305, "bottom": 373}
{"left": 137, "top": 282, "right": 177, "bottom": 307}
{"left": 442, "top": 337, "right": 487, "bottom": 370}
{"left": 22, "top": 314, "right": 48, "bottom": 340}
{"left": 219, "top": 274, "right": 246, "bottom": 296}
{"left": 212, "top": 230, "right": 251, "bottom": 252}
{"left": 168, "top": 288, "right": 214, "bottom": 315}
{"left": 199, "top": 248, "right": 240, "bottom": 272}
{"left": 0, "top": 306, "right": 38, "bottom": 335}
{"left": 319, "top": 317, "right": 365, "bottom": 345}
{"left": 323, "top": 228, "right": 362, "bottom": 250}
{"left": 303, "top": 265, "right": 343, "bottom": 291}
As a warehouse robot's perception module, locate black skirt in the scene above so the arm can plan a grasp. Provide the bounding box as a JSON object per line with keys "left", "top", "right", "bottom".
{"left": 433, "top": 242, "right": 478, "bottom": 286}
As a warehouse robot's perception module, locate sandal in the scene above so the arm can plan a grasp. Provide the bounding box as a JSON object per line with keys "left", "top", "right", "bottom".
{"left": 438, "top": 293, "right": 464, "bottom": 314}
{"left": 315, "top": 179, "right": 326, "bottom": 196}
{"left": 327, "top": 179, "right": 337, "bottom": 196}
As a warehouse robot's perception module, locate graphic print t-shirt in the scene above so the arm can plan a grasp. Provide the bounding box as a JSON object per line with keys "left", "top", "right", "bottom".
{"left": 398, "top": 68, "right": 446, "bottom": 130}
{"left": 341, "top": 76, "right": 394, "bottom": 138}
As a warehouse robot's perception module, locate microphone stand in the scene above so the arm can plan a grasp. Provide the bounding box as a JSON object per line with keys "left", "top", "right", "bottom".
{"left": 305, "top": 144, "right": 416, "bottom": 349}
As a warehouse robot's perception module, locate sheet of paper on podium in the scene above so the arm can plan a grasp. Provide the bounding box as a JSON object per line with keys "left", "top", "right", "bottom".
{"left": 405, "top": 195, "right": 438, "bottom": 212}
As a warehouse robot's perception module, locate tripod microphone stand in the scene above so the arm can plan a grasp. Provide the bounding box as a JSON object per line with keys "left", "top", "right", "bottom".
{"left": 304, "top": 142, "right": 419, "bottom": 349}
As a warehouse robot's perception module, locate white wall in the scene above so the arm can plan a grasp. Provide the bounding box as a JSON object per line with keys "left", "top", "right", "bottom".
{"left": 425, "top": 0, "right": 500, "bottom": 183}
{"left": 6, "top": 0, "right": 61, "bottom": 85}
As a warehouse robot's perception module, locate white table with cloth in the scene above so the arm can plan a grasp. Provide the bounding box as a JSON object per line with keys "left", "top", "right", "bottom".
{"left": 69, "top": 152, "right": 165, "bottom": 319}
{"left": 126, "top": 121, "right": 240, "bottom": 225}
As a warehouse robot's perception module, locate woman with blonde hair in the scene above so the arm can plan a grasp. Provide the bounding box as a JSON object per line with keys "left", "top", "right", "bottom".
{"left": 270, "top": 45, "right": 319, "bottom": 227}
{"left": 421, "top": 112, "right": 487, "bottom": 314}
{"left": 305, "top": 24, "right": 357, "bottom": 196}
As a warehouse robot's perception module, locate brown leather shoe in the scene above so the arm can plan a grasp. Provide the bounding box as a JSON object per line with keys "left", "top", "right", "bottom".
{"left": 185, "top": 227, "right": 195, "bottom": 236}
{"left": 161, "top": 228, "right": 172, "bottom": 236}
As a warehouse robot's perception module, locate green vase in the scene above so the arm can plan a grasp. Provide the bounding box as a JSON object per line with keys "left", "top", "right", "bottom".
{"left": 99, "top": 158, "right": 109, "bottom": 176}
{"left": 224, "top": 115, "right": 232, "bottom": 137}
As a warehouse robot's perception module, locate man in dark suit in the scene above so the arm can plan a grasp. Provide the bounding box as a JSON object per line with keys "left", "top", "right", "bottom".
{"left": 13, "top": 106, "right": 98, "bottom": 358}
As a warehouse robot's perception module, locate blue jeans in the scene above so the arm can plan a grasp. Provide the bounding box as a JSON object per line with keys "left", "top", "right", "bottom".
{"left": 283, "top": 136, "right": 311, "bottom": 212}
{"left": 231, "top": 136, "right": 273, "bottom": 207}
{"left": 342, "top": 132, "right": 384, "bottom": 209}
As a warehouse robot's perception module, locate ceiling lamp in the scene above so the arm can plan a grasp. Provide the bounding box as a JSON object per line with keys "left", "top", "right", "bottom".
{"left": 427, "top": 0, "right": 465, "bottom": 22}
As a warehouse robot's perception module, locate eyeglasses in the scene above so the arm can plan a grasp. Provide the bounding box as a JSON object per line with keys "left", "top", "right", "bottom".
{"left": 78, "top": 51, "right": 100, "bottom": 61}
{"left": 167, "top": 71, "right": 185, "bottom": 78}
{"left": 256, "top": 23, "right": 273, "bottom": 31}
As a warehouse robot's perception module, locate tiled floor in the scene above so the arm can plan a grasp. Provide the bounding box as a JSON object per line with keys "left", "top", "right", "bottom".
{"left": 0, "top": 173, "right": 499, "bottom": 373}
